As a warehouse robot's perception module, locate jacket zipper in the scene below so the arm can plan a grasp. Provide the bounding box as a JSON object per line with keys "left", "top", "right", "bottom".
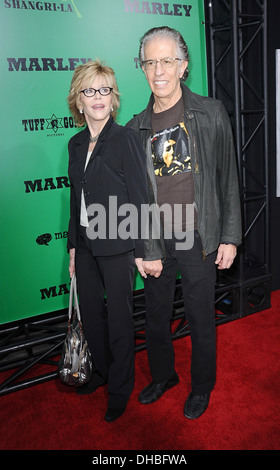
{"left": 188, "top": 120, "right": 206, "bottom": 260}
{"left": 193, "top": 134, "right": 199, "bottom": 174}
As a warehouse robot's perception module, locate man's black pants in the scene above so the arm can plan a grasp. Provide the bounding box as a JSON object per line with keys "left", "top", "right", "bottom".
{"left": 144, "top": 231, "right": 217, "bottom": 395}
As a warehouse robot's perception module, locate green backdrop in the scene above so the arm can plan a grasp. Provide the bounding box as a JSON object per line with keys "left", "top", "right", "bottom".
{"left": 0, "top": 0, "right": 208, "bottom": 325}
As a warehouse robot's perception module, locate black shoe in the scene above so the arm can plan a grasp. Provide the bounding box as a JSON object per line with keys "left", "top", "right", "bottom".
{"left": 104, "top": 407, "right": 126, "bottom": 423}
{"left": 76, "top": 375, "right": 106, "bottom": 395}
{"left": 184, "top": 391, "right": 210, "bottom": 419}
{"left": 138, "top": 372, "right": 179, "bottom": 404}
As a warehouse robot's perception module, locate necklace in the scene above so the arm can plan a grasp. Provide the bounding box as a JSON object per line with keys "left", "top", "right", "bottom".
{"left": 89, "top": 133, "right": 100, "bottom": 143}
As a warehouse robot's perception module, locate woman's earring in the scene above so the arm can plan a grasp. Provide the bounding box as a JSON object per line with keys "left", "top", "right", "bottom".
{"left": 79, "top": 109, "right": 83, "bottom": 114}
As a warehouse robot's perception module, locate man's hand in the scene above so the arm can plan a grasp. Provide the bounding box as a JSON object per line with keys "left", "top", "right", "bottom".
{"left": 215, "top": 244, "right": 237, "bottom": 270}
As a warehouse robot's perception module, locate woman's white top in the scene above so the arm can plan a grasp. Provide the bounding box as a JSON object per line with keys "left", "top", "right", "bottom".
{"left": 80, "top": 151, "right": 91, "bottom": 227}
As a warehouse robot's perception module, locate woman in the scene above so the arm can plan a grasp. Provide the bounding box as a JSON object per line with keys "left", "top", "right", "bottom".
{"left": 67, "top": 60, "right": 147, "bottom": 422}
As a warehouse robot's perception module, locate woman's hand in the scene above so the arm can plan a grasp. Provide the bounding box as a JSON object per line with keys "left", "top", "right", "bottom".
{"left": 135, "top": 258, "right": 147, "bottom": 278}
{"left": 69, "top": 248, "right": 75, "bottom": 278}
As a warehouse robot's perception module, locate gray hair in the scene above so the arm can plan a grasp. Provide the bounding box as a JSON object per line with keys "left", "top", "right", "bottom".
{"left": 139, "top": 26, "right": 189, "bottom": 81}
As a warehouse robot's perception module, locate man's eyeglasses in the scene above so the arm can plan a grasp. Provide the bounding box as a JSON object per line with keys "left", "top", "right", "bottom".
{"left": 80, "top": 87, "right": 113, "bottom": 97}
{"left": 141, "top": 57, "right": 182, "bottom": 70}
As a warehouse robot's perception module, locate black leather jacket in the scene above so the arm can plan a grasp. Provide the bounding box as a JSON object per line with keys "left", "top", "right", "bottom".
{"left": 126, "top": 83, "right": 242, "bottom": 259}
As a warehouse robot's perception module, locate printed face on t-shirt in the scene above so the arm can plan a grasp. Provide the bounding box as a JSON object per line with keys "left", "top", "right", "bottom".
{"left": 151, "top": 122, "right": 191, "bottom": 176}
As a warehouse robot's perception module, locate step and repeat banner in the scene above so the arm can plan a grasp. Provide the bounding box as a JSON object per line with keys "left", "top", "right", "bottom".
{"left": 0, "top": 0, "right": 208, "bottom": 325}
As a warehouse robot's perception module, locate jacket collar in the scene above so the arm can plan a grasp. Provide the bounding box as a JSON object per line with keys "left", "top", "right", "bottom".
{"left": 73, "top": 115, "right": 115, "bottom": 175}
{"left": 138, "top": 83, "right": 205, "bottom": 131}
{"left": 74, "top": 115, "right": 115, "bottom": 145}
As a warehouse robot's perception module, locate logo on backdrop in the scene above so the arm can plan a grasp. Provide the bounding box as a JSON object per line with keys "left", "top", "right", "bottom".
{"left": 22, "top": 114, "right": 76, "bottom": 137}
{"left": 7, "top": 57, "right": 92, "bottom": 72}
{"left": 37, "top": 230, "right": 70, "bottom": 300}
{"left": 36, "top": 231, "right": 68, "bottom": 247}
{"left": 40, "top": 282, "right": 70, "bottom": 300}
{"left": 4, "top": 1, "right": 192, "bottom": 18}
{"left": 24, "top": 176, "right": 70, "bottom": 193}
{"left": 4, "top": 0, "right": 82, "bottom": 18}
{"left": 124, "top": 1, "right": 192, "bottom": 16}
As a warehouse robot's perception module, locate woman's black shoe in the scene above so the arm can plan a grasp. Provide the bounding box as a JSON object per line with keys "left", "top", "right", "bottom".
{"left": 104, "top": 407, "right": 126, "bottom": 422}
{"left": 76, "top": 374, "right": 106, "bottom": 395}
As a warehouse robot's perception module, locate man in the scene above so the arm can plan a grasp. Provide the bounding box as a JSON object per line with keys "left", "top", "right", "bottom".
{"left": 127, "top": 27, "right": 242, "bottom": 419}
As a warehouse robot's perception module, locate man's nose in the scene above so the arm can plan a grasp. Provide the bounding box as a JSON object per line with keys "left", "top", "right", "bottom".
{"left": 154, "top": 61, "right": 164, "bottom": 75}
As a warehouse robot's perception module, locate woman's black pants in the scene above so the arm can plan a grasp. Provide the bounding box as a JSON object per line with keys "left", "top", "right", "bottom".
{"left": 75, "top": 229, "right": 135, "bottom": 409}
{"left": 144, "top": 231, "right": 217, "bottom": 395}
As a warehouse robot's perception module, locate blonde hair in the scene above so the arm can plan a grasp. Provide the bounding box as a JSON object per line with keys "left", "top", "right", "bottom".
{"left": 67, "top": 59, "right": 120, "bottom": 127}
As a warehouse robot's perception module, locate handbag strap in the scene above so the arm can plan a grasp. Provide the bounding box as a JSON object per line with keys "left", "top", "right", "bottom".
{"left": 68, "top": 273, "right": 81, "bottom": 323}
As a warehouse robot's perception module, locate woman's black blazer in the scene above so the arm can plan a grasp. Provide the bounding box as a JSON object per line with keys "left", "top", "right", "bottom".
{"left": 67, "top": 116, "right": 147, "bottom": 258}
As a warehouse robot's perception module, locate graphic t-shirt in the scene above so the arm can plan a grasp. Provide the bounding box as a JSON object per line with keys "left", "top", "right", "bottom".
{"left": 151, "top": 97, "right": 197, "bottom": 232}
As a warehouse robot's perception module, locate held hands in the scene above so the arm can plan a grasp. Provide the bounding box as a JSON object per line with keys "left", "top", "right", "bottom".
{"left": 69, "top": 248, "right": 75, "bottom": 278}
{"left": 135, "top": 258, "right": 163, "bottom": 279}
{"left": 215, "top": 244, "right": 237, "bottom": 270}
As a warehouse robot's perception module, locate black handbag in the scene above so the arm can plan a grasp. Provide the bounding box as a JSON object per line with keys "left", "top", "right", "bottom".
{"left": 58, "top": 273, "right": 93, "bottom": 386}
